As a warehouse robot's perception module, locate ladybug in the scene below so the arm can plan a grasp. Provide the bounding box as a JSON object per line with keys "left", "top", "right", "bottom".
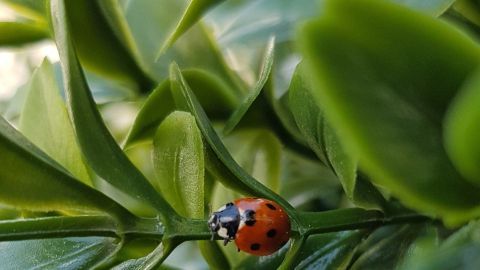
{"left": 208, "top": 197, "right": 290, "bottom": 256}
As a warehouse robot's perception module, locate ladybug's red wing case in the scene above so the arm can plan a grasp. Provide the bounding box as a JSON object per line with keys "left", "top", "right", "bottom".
{"left": 234, "top": 198, "right": 290, "bottom": 256}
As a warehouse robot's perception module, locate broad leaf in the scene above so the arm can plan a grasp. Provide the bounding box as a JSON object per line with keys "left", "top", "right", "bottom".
{"left": 63, "top": 0, "right": 154, "bottom": 91}
{"left": 113, "top": 243, "right": 172, "bottom": 270}
{"left": 223, "top": 37, "right": 275, "bottom": 134}
{"left": 153, "top": 111, "right": 204, "bottom": 219}
{"left": 124, "top": 69, "right": 238, "bottom": 148}
{"left": 157, "top": 0, "right": 226, "bottom": 55}
{"left": 350, "top": 224, "right": 430, "bottom": 269}
{"left": 0, "top": 22, "right": 48, "bottom": 46}
{"left": 51, "top": 0, "right": 177, "bottom": 218}
{"left": 169, "top": 63, "right": 297, "bottom": 220}
{"left": 444, "top": 69, "right": 480, "bottom": 184}
{"left": 0, "top": 116, "right": 132, "bottom": 219}
{"left": 289, "top": 64, "right": 385, "bottom": 210}
{"left": 124, "top": 0, "right": 244, "bottom": 95}
{"left": 299, "top": 0, "right": 480, "bottom": 225}
{"left": 0, "top": 237, "right": 119, "bottom": 270}
{"left": 20, "top": 59, "right": 91, "bottom": 185}
{"left": 401, "top": 221, "right": 480, "bottom": 270}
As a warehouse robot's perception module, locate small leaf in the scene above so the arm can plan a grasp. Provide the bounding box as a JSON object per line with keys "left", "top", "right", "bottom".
{"left": 223, "top": 129, "right": 282, "bottom": 193}
{"left": 299, "top": 0, "right": 480, "bottom": 224}
{"left": 444, "top": 68, "right": 480, "bottom": 184}
{"left": 63, "top": 0, "right": 154, "bottom": 91}
{"left": 350, "top": 224, "right": 429, "bottom": 269}
{"left": 20, "top": 59, "right": 91, "bottom": 185}
{"left": 153, "top": 111, "right": 204, "bottom": 219}
{"left": 223, "top": 37, "right": 275, "bottom": 135}
{"left": 0, "top": 22, "right": 48, "bottom": 47}
{"left": 289, "top": 64, "right": 385, "bottom": 210}
{"left": 169, "top": 63, "right": 297, "bottom": 221}
{"left": 400, "top": 221, "right": 480, "bottom": 270}
{"left": 124, "top": 69, "right": 238, "bottom": 148}
{"left": 113, "top": 243, "right": 173, "bottom": 270}
{"left": 0, "top": 116, "right": 133, "bottom": 219}
{"left": 50, "top": 0, "right": 177, "bottom": 218}
{"left": 0, "top": 237, "right": 119, "bottom": 270}
{"left": 157, "top": 0, "right": 226, "bottom": 55}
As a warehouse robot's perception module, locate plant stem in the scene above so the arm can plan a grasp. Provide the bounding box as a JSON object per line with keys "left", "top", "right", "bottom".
{"left": 0, "top": 215, "right": 164, "bottom": 241}
{"left": 298, "top": 208, "right": 431, "bottom": 236}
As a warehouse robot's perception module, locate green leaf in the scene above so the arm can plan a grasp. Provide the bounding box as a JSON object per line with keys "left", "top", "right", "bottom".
{"left": 389, "top": 0, "right": 455, "bottom": 16}
{"left": 223, "top": 129, "right": 282, "bottom": 193}
{"left": 0, "top": 237, "right": 119, "bottom": 270}
{"left": 400, "top": 221, "right": 480, "bottom": 270}
{"left": 124, "top": 69, "right": 238, "bottom": 148}
{"left": 50, "top": 0, "right": 177, "bottom": 219}
{"left": 299, "top": 0, "right": 480, "bottom": 225}
{"left": 0, "top": 116, "right": 133, "bottom": 219}
{"left": 0, "top": 22, "right": 48, "bottom": 47}
{"left": 157, "top": 0, "right": 226, "bottom": 55}
{"left": 112, "top": 243, "right": 173, "bottom": 270}
{"left": 350, "top": 224, "right": 429, "bottom": 269}
{"left": 444, "top": 68, "right": 480, "bottom": 184}
{"left": 223, "top": 37, "right": 275, "bottom": 135}
{"left": 168, "top": 62, "right": 298, "bottom": 222}
{"left": 19, "top": 59, "right": 91, "bottom": 185}
{"left": 289, "top": 64, "right": 385, "bottom": 210}
{"left": 198, "top": 241, "right": 231, "bottom": 270}
{"left": 153, "top": 111, "right": 204, "bottom": 219}
{"left": 124, "top": 0, "right": 244, "bottom": 95}
{"left": 63, "top": 0, "right": 154, "bottom": 91}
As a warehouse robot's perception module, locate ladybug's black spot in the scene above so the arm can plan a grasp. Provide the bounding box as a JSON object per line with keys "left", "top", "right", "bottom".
{"left": 267, "top": 229, "right": 277, "bottom": 238}
{"left": 266, "top": 203, "right": 277, "bottom": 210}
{"left": 244, "top": 209, "right": 256, "bottom": 226}
{"left": 250, "top": 243, "right": 261, "bottom": 251}
{"left": 245, "top": 220, "right": 256, "bottom": 226}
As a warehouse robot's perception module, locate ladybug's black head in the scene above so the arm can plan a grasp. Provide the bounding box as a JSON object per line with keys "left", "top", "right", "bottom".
{"left": 208, "top": 202, "right": 240, "bottom": 245}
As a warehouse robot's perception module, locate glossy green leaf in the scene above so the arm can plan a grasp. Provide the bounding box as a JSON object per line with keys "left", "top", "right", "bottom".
{"left": 124, "top": 0, "right": 244, "bottom": 95}
{"left": 0, "top": 237, "right": 119, "bottom": 270}
{"left": 453, "top": 0, "right": 480, "bottom": 27}
{"left": 157, "top": 0, "right": 226, "bottom": 55}
{"left": 124, "top": 69, "right": 238, "bottom": 148}
{"left": 299, "top": 0, "right": 480, "bottom": 225}
{"left": 401, "top": 221, "right": 480, "bottom": 270}
{"left": 63, "top": 0, "right": 154, "bottom": 91}
{"left": 169, "top": 62, "right": 297, "bottom": 221}
{"left": 113, "top": 243, "right": 173, "bottom": 270}
{"left": 153, "top": 111, "right": 204, "bottom": 219}
{"left": 223, "top": 37, "right": 275, "bottom": 135}
{"left": 444, "top": 69, "right": 480, "bottom": 184}
{"left": 289, "top": 64, "right": 385, "bottom": 210}
{"left": 50, "top": 0, "right": 177, "bottom": 219}
{"left": 389, "top": 0, "right": 454, "bottom": 16}
{"left": 19, "top": 59, "right": 91, "bottom": 185}
{"left": 0, "top": 22, "right": 48, "bottom": 46}
{"left": 0, "top": 116, "right": 133, "bottom": 219}
{"left": 223, "top": 129, "right": 282, "bottom": 193}
{"left": 280, "top": 150, "right": 341, "bottom": 211}
{"left": 350, "top": 224, "right": 429, "bottom": 269}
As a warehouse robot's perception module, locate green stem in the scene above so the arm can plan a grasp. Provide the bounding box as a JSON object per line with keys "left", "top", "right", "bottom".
{"left": 0, "top": 215, "right": 164, "bottom": 241}
{"left": 298, "top": 208, "right": 431, "bottom": 236}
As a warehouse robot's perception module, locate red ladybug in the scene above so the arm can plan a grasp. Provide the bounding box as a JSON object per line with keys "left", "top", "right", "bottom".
{"left": 208, "top": 197, "right": 291, "bottom": 256}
